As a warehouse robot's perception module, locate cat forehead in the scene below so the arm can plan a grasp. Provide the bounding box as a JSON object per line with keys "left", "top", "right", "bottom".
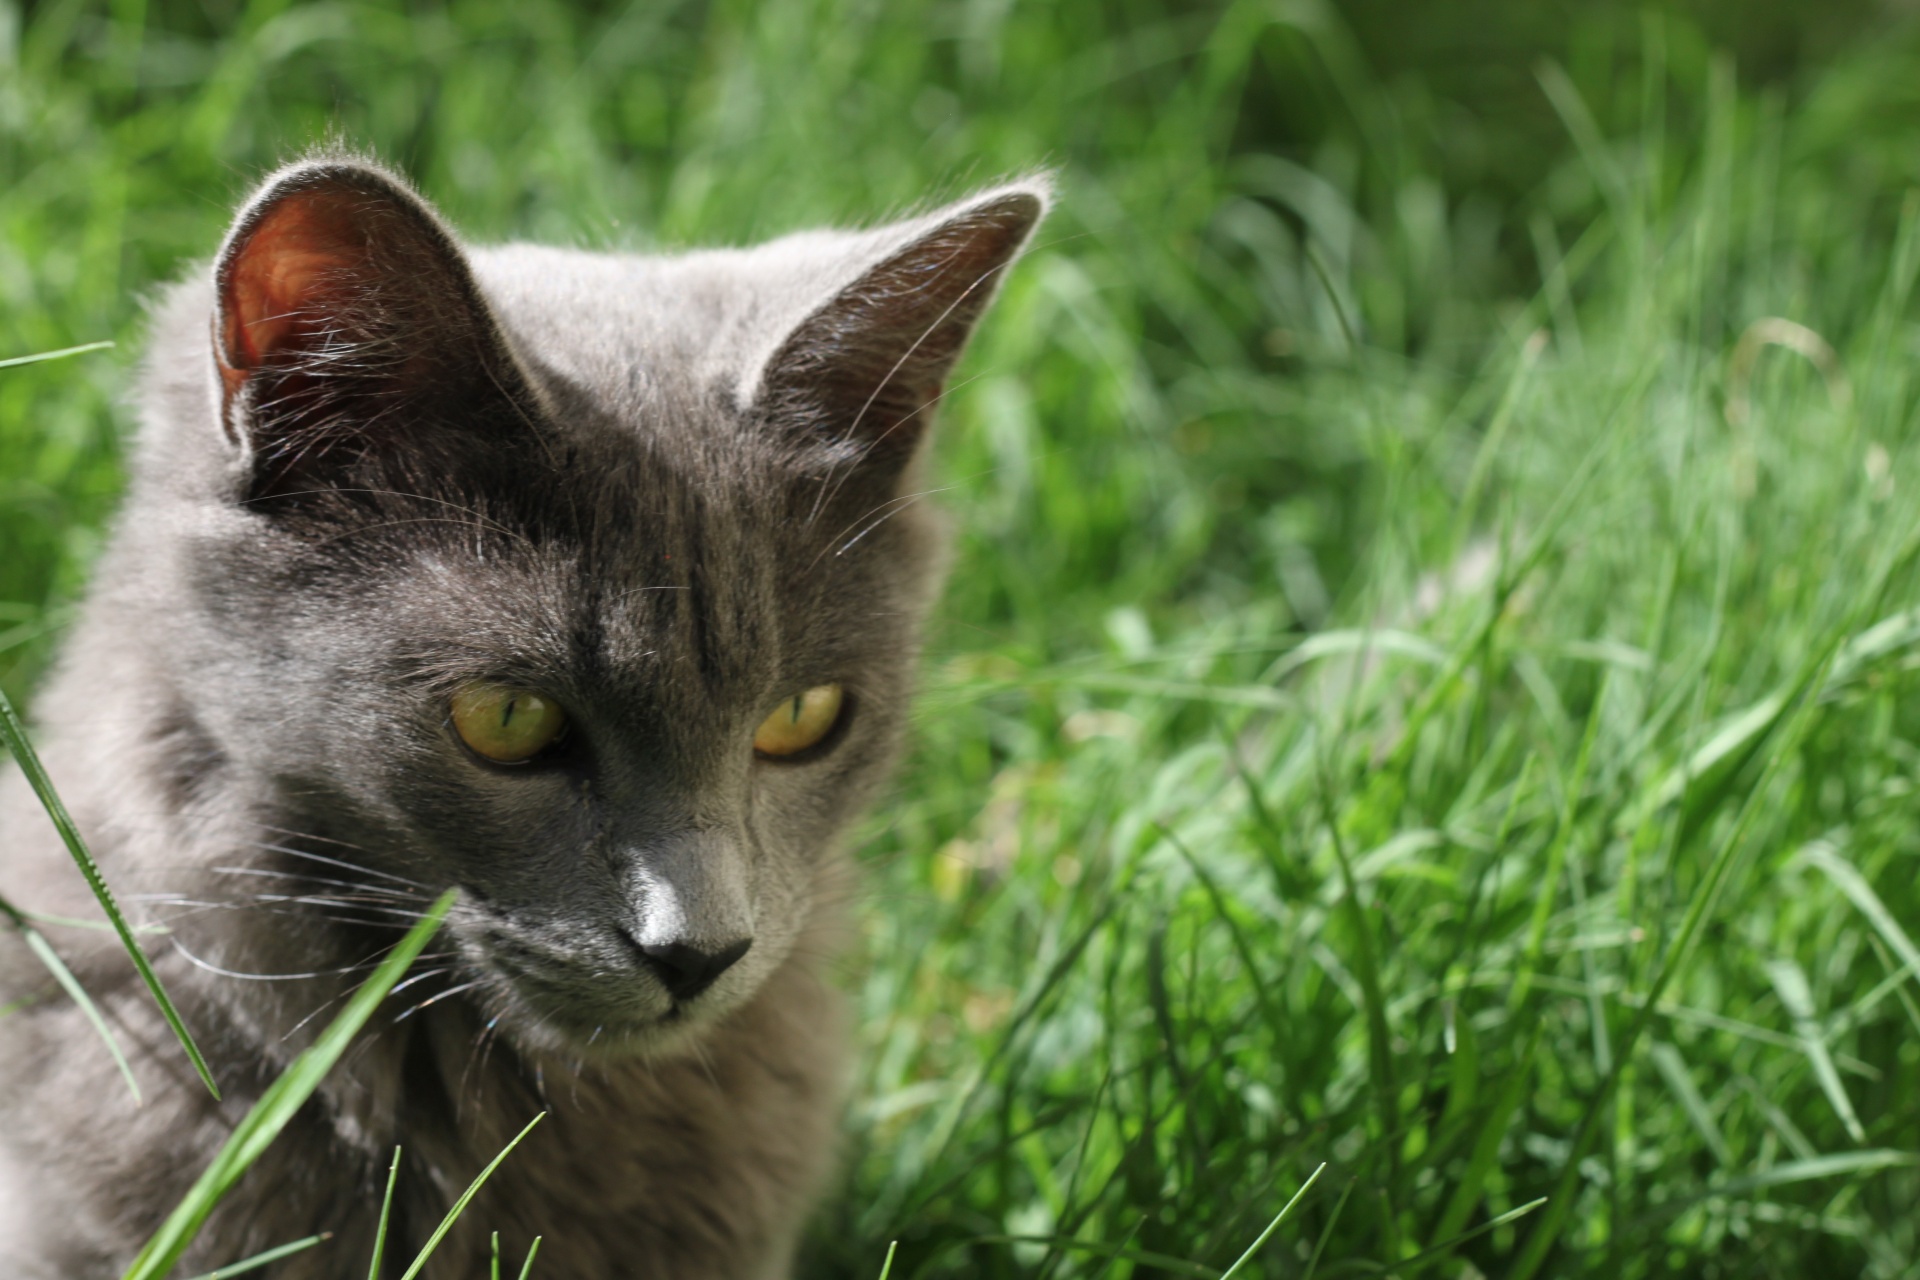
{"left": 366, "top": 446, "right": 887, "bottom": 621}
{"left": 364, "top": 490, "right": 890, "bottom": 704}
{"left": 468, "top": 233, "right": 890, "bottom": 413}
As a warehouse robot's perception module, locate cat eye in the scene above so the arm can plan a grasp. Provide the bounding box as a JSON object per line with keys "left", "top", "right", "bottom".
{"left": 753, "top": 685, "right": 845, "bottom": 759}
{"left": 450, "top": 682, "right": 569, "bottom": 765}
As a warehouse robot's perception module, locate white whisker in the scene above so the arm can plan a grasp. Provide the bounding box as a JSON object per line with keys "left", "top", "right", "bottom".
{"left": 393, "top": 979, "right": 486, "bottom": 1022}
{"left": 169, "top": 938, "right": 387, "bottom": 982}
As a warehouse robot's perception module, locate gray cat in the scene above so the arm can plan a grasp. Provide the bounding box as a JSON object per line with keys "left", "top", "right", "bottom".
{"left": 0, "top": 154, "right": 1046, "bottom": 1277}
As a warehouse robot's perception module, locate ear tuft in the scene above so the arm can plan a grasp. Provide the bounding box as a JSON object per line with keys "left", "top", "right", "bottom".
{"left": 755, "top": 179, "right": 1051, "bottom": 477}
{"left": 211, "top": 159, "right": 531, "bottom": 499}
{"left": 219, "top": 178, "right": 381, "bottom": 375}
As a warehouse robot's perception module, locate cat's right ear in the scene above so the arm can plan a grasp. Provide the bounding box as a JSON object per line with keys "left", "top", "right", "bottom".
{"left": 745, "top": 179, "right": 1051, "bottom": 487}
{"left": 211, "top": 158, "right": 533, "bottom": 499}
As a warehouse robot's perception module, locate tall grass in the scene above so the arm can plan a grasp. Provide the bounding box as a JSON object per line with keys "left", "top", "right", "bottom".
{"left": 4, "top": 0, "right": 1920, "bottom": 1275}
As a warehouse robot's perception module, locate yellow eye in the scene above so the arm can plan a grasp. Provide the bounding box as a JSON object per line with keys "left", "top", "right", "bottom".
{"left": 450, "top": 683, "right": 568, "bottom": 764}
{"left": 753, "top": 684, "right": 845, "bottom": 758}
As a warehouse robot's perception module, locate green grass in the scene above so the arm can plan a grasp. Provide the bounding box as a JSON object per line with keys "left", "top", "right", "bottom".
{"left": 6, "top": 0, "right": 1920, "bottom": 1275}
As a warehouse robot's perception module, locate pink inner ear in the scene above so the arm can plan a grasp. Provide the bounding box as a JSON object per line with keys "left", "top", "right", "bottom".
{"left": 218, "top": 193, "right": 368, "bottom": 394}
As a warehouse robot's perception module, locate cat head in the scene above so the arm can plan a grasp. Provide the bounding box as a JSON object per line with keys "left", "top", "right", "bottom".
{"left": 147, "top": 155, "right": 1047, "bottom": 1057}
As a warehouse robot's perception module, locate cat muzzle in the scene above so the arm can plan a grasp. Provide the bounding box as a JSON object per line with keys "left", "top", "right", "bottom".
{"left": 634, "top": 937, "right": 754, "bottom": 1003}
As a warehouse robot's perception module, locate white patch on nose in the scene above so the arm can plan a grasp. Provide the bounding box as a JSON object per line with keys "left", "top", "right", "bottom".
{"left": 629, "top": 830, "right": 756, "bottom": 952}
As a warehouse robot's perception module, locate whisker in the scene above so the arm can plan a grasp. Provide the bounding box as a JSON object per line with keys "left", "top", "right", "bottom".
{"left": 211, "top": 863, "right": 425, "bottom": 901}
{"left": 812, "top": 483, "right": 953, "bottom": 572}
{"left": 254, "top": 834, "right": 431, "bottom": 889}
{"left": 457, "top": 1015, "right": 506, "bottom": 1120}
{"left": 387, "top": 966, "right": 455, "bottom": 998}
{"left": 275, "top": 953, "right": 459, "bottom": 1045}
{"left": 281, "top": 988, "right": 356, "bottom": 1042}
{"left": 689, "top": 1038, "right": 722, "bottom": 1092}
{"left": 169, "top": 938, "right": 389, "bottom": 982}
{"left": 245, "top": 895, "right": 431, "bottom": 921}
{"left": 135, "top": 891, "right": 431, "bottom": 932}
{"left": 393, "top": 979, "right": 487, "bottom": 1023}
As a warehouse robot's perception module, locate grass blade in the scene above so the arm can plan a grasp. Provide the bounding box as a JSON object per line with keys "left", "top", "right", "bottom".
{"left": 0, "top": 685, "right": 220, "bottom": 1099}
{"left": 1427, "top": 1024, "right": 1541, "bottom": 1248}
{"left": 1162, "top": 825, "right": 1284, "bottom": 1033}
{"left": 181, "top": 1232, "right": 331, "bottom": 1279}
{"left": 1301, "top": 1176, "right": 1357, "bottom": 1280}
{"left": 19, "top": 908, "right": 166, "bottom": 934}
{"left": 1392, "top": 1198, "right": 1548, "bottom": 1277}
{"left": 1649, "top": 1042, "right": 1733, "bottom": 1166}
{"left": 17, "top": 915, "right": 142, "bottom": 1102}
{"left": 1802, "top": 839, "right": 1920, "bottom": 978}
{"left": 396, "top": 1109, "right": 546, "bottom": 1280}
{"left": 1319, "top": 757, "right": 1402, "bottom": 1232}
{"left": 515, "top": 1238, "right": 542, "bottom": 1280}
{"left": 2, "top": 887, "right": 141, "bottom": 1100}
{"left": 1763, "top": 960, "right": 1866, "bottom": 1144}
{"left": 0, "top": 340, "right": 114, "bottom": 370}
{"left": 1625, "top": 1150, "right": 1920, "bottom": 1229}
{"left": 968, "top": 1237, "right": 1213, "bottom": 1278}
{"left": 1216, "top": 1162, "right": 1326, "bottom": 1280}
{"left": 120, "top": 889, "right": 456, "bottom": 1280}
{"left": 368, "top": 1146, "right": 402, "bottom": 1280}
{"left": 1507, "top": 644, "right": 1838, "bottom": 1280}
{"left": 1697, "top": 1149, "right": 1920, "bottom": 1197}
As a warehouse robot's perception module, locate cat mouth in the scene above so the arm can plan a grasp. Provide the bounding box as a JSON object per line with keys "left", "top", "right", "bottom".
{"left": 464, "top": 939, "right": 696, "bottom": 1053}
{"left": 441, "top": 905, "right": 748, "bottom": 1056}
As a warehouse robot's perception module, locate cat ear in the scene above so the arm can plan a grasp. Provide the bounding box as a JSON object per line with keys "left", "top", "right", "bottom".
{"left": 750, "top": 179, "right": 1050, "bottom": 478}
{"left": 212, "top": 157, "right": 531, "bottom": 498}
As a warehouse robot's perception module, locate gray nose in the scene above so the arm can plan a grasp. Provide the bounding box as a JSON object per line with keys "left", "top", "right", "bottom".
{"left": 637, "top": 938, "right": 752, "bottom": 1003}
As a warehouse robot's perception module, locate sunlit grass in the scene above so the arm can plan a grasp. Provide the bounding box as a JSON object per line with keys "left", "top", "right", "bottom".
{"left": 3, "top": 0, "right": 1920, "bottom": 1275}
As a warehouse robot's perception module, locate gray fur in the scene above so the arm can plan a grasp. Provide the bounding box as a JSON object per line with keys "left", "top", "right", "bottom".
{"left": 0, "top": 156, "right": 1047, "bottom": 1277}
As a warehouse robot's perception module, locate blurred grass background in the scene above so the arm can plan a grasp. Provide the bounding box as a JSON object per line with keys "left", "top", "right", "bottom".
{"left": 7, "top": 0, "right": 1920, "bottom": 1275}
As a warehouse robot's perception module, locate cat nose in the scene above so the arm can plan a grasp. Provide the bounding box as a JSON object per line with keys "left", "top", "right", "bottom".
{"left": 636, "top": 937, "right": 752, "bottom": 1003}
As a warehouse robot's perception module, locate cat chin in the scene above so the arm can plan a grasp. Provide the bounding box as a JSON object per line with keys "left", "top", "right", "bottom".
{"left": 464, "top": 964, "right": 731, "bottom": 1063}
{"left": 491, "top": 999, "right": 718, "bottom": 1064}
{"left": 522, "top": 1013, "right": 713, "bottom": 1064}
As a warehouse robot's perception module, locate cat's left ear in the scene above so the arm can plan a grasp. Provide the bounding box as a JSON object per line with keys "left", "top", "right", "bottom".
{"left": 211, "top": 156, "right": 535, "bottom": 499}
{"left": 748, "top": 178, "right": 1051, "bottom": 479}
